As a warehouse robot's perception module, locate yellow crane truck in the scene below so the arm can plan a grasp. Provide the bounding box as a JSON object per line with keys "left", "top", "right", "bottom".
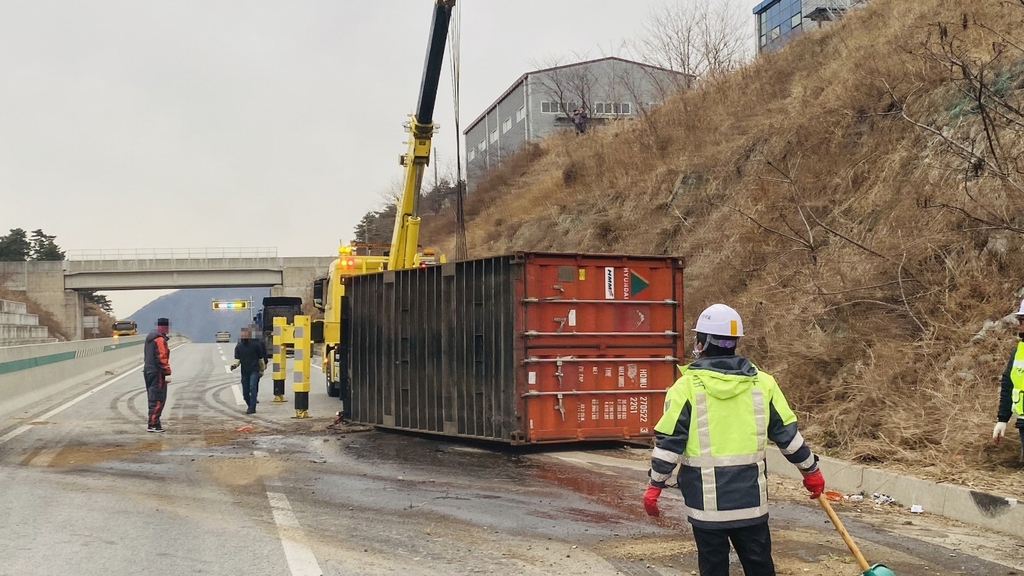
{"left": 312, "top": 0, "right": 454, "bottom": 414}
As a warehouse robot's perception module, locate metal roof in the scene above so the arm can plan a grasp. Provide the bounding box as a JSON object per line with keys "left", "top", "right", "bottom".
{"left": 463, "top": 56, "right": 692, "bottom": 135}
{"left": 753, "top": 0, "right": 782, "bottom": 14}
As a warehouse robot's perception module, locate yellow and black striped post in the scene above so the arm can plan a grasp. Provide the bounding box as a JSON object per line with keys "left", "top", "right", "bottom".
{"left": 292, "top": 315, "right": 311, "bottom": 418}
{"left": 271, "top": 317, "right": 292, "bottom": 403}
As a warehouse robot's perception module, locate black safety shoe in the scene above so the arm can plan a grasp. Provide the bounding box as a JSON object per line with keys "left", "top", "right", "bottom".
{"left": 147, "top": 426, "right": 165, "bottom": 433}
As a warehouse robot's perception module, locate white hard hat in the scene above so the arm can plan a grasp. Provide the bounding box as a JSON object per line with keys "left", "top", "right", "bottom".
{"left": 1016, "top": 298, "right": 1024, "bottom": 317}
{"left": 694, "top": 303, "right": 744, "bottom": 337}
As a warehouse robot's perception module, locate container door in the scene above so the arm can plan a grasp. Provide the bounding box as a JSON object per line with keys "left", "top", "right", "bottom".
{"left": 518, "top": 254, "right": 684, "bottom": 443}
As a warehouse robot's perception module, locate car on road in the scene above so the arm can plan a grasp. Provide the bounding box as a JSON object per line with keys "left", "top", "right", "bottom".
{"left": 215, "top": 331, "right": 231, "bottom": 343}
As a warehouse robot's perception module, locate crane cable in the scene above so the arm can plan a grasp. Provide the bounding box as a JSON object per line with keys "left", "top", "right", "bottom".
{"left": 447, "top": 0, "right": 468, "bottom": 261}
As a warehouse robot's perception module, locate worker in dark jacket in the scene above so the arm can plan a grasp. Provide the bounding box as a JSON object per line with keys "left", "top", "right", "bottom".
{"left": 643, "top": 304, "right": 824, "bottom": 576}
{"left": 992, "top": 299, "right": 1024, "bottom": 458}
{"left": 232, "top": 326, "right": 267, "bottom": 414}
{"left": 143, "top": 317, "right": 172, "bottom": 432}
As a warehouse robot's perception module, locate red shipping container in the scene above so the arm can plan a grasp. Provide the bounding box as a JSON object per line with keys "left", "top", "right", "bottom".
{"left": 346, "top": 252, "right": 685, "bottom": 444}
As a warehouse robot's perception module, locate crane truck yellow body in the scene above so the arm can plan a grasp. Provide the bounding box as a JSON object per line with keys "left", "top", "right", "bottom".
{"left": 312, "top": 0, "right": 454, "bottom": 412}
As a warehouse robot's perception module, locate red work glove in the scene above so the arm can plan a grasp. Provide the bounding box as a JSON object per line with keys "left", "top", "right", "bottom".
{"left": 802, "top": 468, "right": 825, "bottom": 499}
{"left": 643, "top": 485, "right": 662, "bottom": 517}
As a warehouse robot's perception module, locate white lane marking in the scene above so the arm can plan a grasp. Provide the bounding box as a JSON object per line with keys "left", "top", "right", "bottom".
{"left": 231, "top": 384, "right": 246, "bottom": 406}
{"left": 0, "top": 363, "right": 144, "bottom": 445}
{"left": 224, "top": 365, "right": 232, "bottom": 374}
{"left": 265, "top": 488, "right": 323, "bottom": 576}
{"left": 253, "top": 450, "right": 269, "bottom": 458}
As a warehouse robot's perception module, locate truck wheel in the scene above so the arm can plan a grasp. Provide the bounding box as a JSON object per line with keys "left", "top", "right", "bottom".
{"left": 326, "top": 380, "right": 340, "bottom": 397}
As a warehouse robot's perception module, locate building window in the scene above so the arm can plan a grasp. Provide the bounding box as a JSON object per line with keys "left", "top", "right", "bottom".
{"left": 760, "top": 34, "right": 767, "bottom": 47}
{"left": 502, "top": 118, "right": 512, "bottom": 133}
{"left": 791, "top": 12, "right": 802, "bottom": 28}
{"left": 468, "top": 149, "right": 475, "bottom": 162}
{"left": 515, "top": 107, "right": 525, "bottom": 122}
{"left": 595, "top": 102, "right": 632, "bottom": 115}
{"left": 542, "top": 101, "right": 559, "bottom": 114}
{"left": 769, "top": 26, "right": 780, "bottom": 41}
{"left": 478, "top": 140, "right": 486, "bottom": 152}
{"left": 489, "top": 129, "right": 498, "bottom": 144}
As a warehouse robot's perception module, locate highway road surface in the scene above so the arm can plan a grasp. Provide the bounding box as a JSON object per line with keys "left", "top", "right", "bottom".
{"left": 0, "top": 343, "right": 1022, "bottom": 575}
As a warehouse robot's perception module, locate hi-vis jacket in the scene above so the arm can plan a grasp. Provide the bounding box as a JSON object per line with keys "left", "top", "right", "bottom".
{"left": 649, "top": 356, "right": 818, "bottom": 529}
{"left": 997, "top": 340, "right": 1024, "bottom": 424}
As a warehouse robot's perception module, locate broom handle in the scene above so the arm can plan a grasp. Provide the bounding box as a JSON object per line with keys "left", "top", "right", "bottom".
{"left": 817, "top": 494, "right": 871, "bottom": 571}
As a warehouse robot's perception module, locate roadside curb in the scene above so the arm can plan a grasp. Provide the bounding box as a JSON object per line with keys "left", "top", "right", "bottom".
{"left": 765, "top": 450, "right": 1024, "bottom": 539}
{"left": 549, "top": 449, "right": 1024, "bottom": 539}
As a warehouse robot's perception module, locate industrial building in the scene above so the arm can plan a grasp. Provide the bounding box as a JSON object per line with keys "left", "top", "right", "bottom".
{"left": 464, "top": 57, "right": 690, "bottom": 191}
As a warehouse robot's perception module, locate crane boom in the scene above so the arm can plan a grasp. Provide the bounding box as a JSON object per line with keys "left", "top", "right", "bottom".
{"left": 387, "top": 0, "right": 455, "bottom": 271}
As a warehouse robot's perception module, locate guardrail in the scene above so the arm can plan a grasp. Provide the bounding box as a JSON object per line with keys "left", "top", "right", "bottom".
{"left": 0, "top": 335, "right": 190, "bottom": 422}
{"left": 66, "top": 247, "right": 279, "bottom": 261}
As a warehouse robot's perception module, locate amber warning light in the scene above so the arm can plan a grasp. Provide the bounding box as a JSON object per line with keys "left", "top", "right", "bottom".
{"left": 211, "top": 300, "right": 249, "bottom": 310}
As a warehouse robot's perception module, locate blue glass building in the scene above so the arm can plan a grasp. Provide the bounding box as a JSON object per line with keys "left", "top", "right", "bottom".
{"left": 754, "top": 1, "right": 860, "bottom": 54}
{"left": 753, "top": 0, "right": 804, "bottom": 53}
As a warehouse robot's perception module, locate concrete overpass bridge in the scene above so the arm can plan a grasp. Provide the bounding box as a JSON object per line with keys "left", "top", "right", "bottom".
{"left": 0, "top": 248, "right": 336, "bottom": 340}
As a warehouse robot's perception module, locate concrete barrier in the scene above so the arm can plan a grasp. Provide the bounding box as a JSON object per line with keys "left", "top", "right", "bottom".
{"left": 0, "top": 335, "right": 188, "bottom": 423}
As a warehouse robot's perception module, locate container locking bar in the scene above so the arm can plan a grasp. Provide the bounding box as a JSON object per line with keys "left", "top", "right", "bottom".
{"left": 522, "top": 356, "right": 680, "bottom": 364}
{"left": 523, "top": 389, "right": 668, "bottom": 397}
{"left": 522, "top": 298, "right": 679, "bottom": 305}
{"left": 554, "top": 393, "right": 565, "bottom": 421}
{"left": 523, "top": 330, "right": 678, "bottom": 337}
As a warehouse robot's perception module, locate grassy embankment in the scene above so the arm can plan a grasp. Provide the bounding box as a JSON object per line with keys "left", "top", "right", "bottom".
{"left": 421, "top": 0, "right": 1024, "bottom": 493}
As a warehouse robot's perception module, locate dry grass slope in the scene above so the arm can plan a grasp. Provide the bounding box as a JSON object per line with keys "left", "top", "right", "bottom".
{"left": 421, "top": 0, "right": 1024, "bottom": 492}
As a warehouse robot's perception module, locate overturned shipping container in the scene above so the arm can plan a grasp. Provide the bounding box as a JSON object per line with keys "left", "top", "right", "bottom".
{"left": 346, "top": 252, "right": 685, "bottom": 444}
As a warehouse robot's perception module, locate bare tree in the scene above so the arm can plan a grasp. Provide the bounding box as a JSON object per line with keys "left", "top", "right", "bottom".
{"left": 630, "top": 0, "right": 751, "bottom": 82}
{"left": 532, "top": 52, "right": 597, "bottom": 117}
{"left": 889, "top": 11, "right": 1024, "bottom": 234}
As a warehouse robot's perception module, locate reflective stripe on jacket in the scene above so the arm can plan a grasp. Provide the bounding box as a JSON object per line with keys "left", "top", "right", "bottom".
{"left": 649, "top": 355, "right": 816, "bottom": 529}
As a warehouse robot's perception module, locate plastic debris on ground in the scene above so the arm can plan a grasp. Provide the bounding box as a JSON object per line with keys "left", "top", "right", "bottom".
{"left": 871, "top": 492, "right": 896, "bottom": 505}
{"left": 910, "top": 504, "right": 924, "bottom": 513}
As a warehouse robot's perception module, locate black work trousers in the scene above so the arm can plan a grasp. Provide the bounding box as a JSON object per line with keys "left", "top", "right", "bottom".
{"left": 691, "top": 521, "right": 775, "bottom": 576}
{"left": 144, "top": 371, "right": 167, "bottom": 428}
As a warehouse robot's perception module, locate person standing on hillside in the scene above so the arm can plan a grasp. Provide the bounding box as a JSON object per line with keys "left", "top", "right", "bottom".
{"left": 143, "top": 317, "right": 172, "bottom": 433}
{"left": 571, "top": 106, "right": 588, "bottom": 135}
{"left": 642, "top": 304, "right": 825, "bottom": 576}
{"left": 991, "top": 299, "right": 1024, "bottom": 459}
{"left": 232, "top": 326, "right": 266, "bottom": 414}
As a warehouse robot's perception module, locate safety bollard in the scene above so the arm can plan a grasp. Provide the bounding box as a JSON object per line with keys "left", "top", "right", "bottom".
{"left": 271, "top": 317, "right": 290, "bottom": 403}
{"left": 292, "top": 315, "right": 311, "bottom": 419}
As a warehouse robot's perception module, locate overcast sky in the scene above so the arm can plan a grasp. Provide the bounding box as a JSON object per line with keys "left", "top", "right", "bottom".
{"left": 0, "top": 1, "right": 758, "bottom": 318}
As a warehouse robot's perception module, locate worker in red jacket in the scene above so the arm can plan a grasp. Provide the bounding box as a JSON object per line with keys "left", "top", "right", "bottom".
{"left": 143, "top": 317, "right": 172, "bottom": 432}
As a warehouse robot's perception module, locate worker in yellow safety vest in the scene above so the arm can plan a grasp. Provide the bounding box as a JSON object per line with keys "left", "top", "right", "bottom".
{"left": 643, "top": 303, "right": 825, "bottom": 576}
{"left": 992, "top": 299, "right": 1024, "bottom": 457}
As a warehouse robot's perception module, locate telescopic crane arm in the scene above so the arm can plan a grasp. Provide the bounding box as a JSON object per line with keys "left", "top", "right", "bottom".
{"left": 387, "top": 0, "right": 455, "bottom": 271}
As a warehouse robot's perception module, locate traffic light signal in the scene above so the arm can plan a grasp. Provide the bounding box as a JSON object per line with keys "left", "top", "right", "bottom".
{"left": 211, "top": 300, "right": 250, "bottom": 310}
